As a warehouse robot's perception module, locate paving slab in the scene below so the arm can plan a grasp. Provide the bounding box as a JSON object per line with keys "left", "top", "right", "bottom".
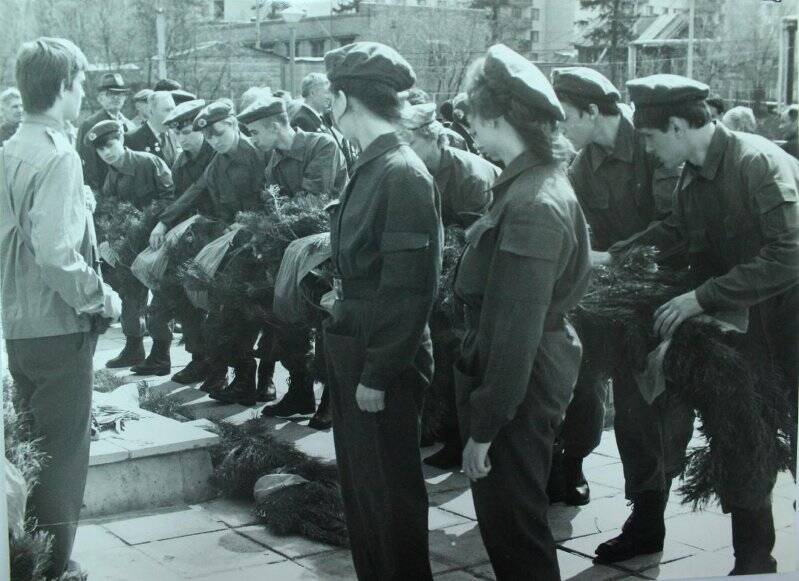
{"left": 235, "top": 524, "right": 339, "bottom": 559}
{"left": 549, "top": 495, "right": 634, "bottom": 543}
{"left": 432, "top": 488, "right": 477, "bottom": 520}
{"left": 195, "top": 497, "right": 259, "bottom": 528}
{"left": 73, "top": 524, "right": 128, "bottom": 552}
{"left": 103, "top": 505, "right": 227, "bottom": 545}
{"left": 430, "top": 506, "right": 473, "bottom": 530}
{"left": 560, "top": 529, "right": 696, "bottom": 572}
{"left": 191, "top": 559, "right": 315, "bottom": 580}
{"left": 429, "top": 521, "right": 490, "bottom": 569}
{"left": 662, "top": 510, "right": 732, "bottom": 552}
{"left": 469, "top": 550, "right": 632, "bottom": 581}
{"left": 436, "top": 569, "right": 483, "bottom": 580}
{"left": 70, "top": 545, "right": 184, "bottom": 581}
{"left": 639, "top": 551, "right": 733, "bottom": 580}
{"left": 296, "top": 549, "right": 358, "bottom": 579}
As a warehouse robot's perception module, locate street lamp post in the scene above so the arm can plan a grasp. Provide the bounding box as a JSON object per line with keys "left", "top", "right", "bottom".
{"left": 281, "top": 6, "right": 305, "bottom": 95}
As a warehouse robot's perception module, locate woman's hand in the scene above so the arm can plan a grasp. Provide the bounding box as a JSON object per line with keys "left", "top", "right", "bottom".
{"left": 149, "top": 221, "right": 167, "bottom": 250}
{"left": 654, "top": 290, "right": 703, "bottom": 339}
{"left": 462, "top": 437, "right": 492, "bottom": 480}
{"left": 356, "top": 383, "right": 385, "bottom": 413}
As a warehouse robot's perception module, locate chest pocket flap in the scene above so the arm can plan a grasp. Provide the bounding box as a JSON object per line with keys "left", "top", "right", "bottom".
{"left": 499, "top": 223, "right": 564, "bottom": 262}
{"left": 380, "top": 232, "right": 430, "bottom": 252}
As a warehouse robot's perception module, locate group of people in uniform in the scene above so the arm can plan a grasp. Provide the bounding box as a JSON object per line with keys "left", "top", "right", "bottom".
{"left": 1, "top": 34, "right": 797, "bottom": 581}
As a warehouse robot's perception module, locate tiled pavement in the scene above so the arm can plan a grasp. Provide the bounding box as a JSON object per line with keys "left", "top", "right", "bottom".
{"left": 72, "top": 325, "right": 798, "bottom": 580}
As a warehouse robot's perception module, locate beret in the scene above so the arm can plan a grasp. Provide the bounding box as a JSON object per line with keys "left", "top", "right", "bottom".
{"left": 132, "top": 89, "right": 154, "bottom": 103}
{"left": 164, "top": 99, "right": 207, "bottom": 128}
{"left": 153, "top": 78, "right": 182, "bottom": 92}
{"left": 626, "top": 74, "right": 709, "bottom": 107}
{"left": 84, "top": 120, "right": 123, "bottom": 147}
{"left": 482, "top": 44, "right": 564, "bottom": 121}
{"left": 325, "top": 42, "right": 415, "bottom": 92}
{"left": 400, "top": 102, "right": 437, "bottom": 130}
{"left": 237, "top": 96, "right": 287, "bottom": 125}
{"left": 551, "top": 67, "right": 620, "bottom": 104}
{"left": 171, "top": 89, "right": 197, "bottom": 105}
{"left": 193, "top": 99, "right": 235, "bottom": 131}
{"left": 97, "top": 73, "right": 129, "bottom": 93}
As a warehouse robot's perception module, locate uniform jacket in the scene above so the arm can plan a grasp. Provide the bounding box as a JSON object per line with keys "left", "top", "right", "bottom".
{"left": 328, "top": 132, "right": 443, "bottom": 391}
{"left": 125, "top": 121, "right": 179, "bottom": 167}
{"left": 159, "top": 141, "right": 216, "bottom": 227}
{"left": 266, "top": 129, "right": 348, "bottom": 196}
{"left": 77, "top": 109, "right": 134, "bottom": 191}
{"left": 434, "top": 146, "right": 498, "bottom": 227}
{"left": 454, "top": 151, "right": 592, "bottom": 442}
{"left": 0, "top": 121, "right": 19, "bottom": 145}
{"left": 158, "top": 133, "right": 264, "bottom": 226}
{"left": 102, "top": 148, "right": 174, "bottom": 211}
{"left": 291, "top": 104, "right": 327, "bottom": 133}
{"left": 567, "top": 113, "right": 679, "bottom": 251}
{"left": 0, "top": 114, "right": 108, "bottom": 339}
{"left": 782, "top": 132, "right": 799, "bottom": 161}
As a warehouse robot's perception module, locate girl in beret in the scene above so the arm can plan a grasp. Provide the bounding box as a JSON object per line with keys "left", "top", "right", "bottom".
{"left": 454, "top": 44, "right": 592, "bottom": 580}
{"left": 322, "top": 42, "right": 442, "bottom": 580}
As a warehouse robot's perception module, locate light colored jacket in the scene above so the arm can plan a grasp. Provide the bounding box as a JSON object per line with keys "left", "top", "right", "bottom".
{"left": 0, "top": 113, "right": 116, "bottom": 339}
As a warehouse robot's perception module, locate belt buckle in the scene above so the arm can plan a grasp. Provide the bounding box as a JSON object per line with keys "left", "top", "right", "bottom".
{"left": 333, "top": 277, "right": 343, "bottom": 301}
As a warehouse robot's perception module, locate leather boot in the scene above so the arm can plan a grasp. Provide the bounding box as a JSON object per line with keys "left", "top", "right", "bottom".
{"left": 255, "top": 358, "right": 277, "bottom": 402}
{"left": 211, "top": 358, "right": 257, "bottom": 406}
{"left": 261, "top": 365, "right": 316, "bottom": 417}
{"left": 172, "top": 355, "right": 211, "bottom": 384}
{"left": 562, "top": 454, "right": 591, "bottom": 506}
{"left": 308, "top": 385, "right": 332, "bottom": 430}
{"left": 105, "top": 337, "right": 146, "bottom": 369}
{"left": 199, "top": 364, "right": 228, "bottom": 394}
{"left": 729, "top": 506, "right": 777, "bottom": 575}
{"left": 594, "top": 490, "right": 667, "bottom": 564}
{"left": 131, "top": 340, "right": 172, "bottom": 376}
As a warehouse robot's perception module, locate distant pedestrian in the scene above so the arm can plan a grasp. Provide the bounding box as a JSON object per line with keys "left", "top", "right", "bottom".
{"left": 722, "top": 105, "right": 758, "bottom": 133}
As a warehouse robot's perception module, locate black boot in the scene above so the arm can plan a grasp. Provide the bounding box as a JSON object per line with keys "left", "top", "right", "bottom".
{"left": 261, "top": 366, "right": 316, "bottom": 418}
{"left": 210, "top": 359, "right": 257, "bottom": 406}
{"left": 594, "top": 490, "right": 667, "bottom": 564}
{"left": 199, "top": 364, "right": 228, "bottom": 394}
{"left": 131, "top": 340, "right": 172, "bottom": 376}
{"left": 424, "top": 440, "right": 463, "bottom": 470}
{"left": 255, "top": 358, "right": 277, "bottom": 402}
{"left": 307, "top": 385, "right": 331, "bottom": 430}
{"left": 729, "top": 506, "right": 777, "bottom": 575}
{"left": 105, "top": 337, "right": 146, "bottom": 369}
{"left": 172, "top": 355, "right": 211, "bottom": 384}
{"left": 562, "top": 454, "right": 591, "bottom": 506}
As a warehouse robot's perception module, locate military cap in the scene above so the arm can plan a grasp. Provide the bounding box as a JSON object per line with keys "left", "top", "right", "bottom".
{"left": 163, "top": 99, "right": 207, "bottom": 129}
{"left": 482, "top": 44, "right": 564, "bottom": 121}
{"left": 193, "top": 100, "right": 235, "bottom": 130}
{"left": 237, "top": 96, "right": 287, "bottom": 125}
{"left": 97, "top": 73, "right": 129, "bottom": 93}
{"left": 551, "top": 67, "right": 620, "bottom": 104}
{"left": 400, "top": 102, "right": 437, "bottom": 130}
{"left": 133, "top": 88, "right": 154, "bottom": 103}
{"left": 153, "top": 78, "right": 182, "bottom": 92}
{"left": 626, "top": 74, "right": 709, "bottom": 107}
{"left": 325, "top": 42, "right": 415, "bottom": 92}
{"left": 171, "top": 89, "right": 197, "bottom": 105}
{"left": 84, "top": 119, "right": 123, "bottom": 148}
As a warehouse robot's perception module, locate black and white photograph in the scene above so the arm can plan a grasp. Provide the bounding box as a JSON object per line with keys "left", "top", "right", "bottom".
{"left": 0, "top": 0, "right": 797, "bottom": 579}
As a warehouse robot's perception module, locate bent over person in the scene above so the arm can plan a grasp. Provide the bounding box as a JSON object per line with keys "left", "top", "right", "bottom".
{"left": 322, "top": 42, "right": 443, "bottom": 580}
{"left": 0, "top": 38, "right": 121, "bottom": 579}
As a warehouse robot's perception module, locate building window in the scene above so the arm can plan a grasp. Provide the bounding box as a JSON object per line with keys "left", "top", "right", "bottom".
{"left": 512, "top": 6, "right": 522, "bottom": 18}
{"left": 532, "top": 8, "right": 540, "bottom": 21}
{"left": 518, "top": 40, "right": 532, "bottom": 52}
{"left": 530, "top": 30, "right": 539, "bottom": 43}
{"left": 338, "top": 35, "right": 355, "bottom": 47}
{"left": 310, "top": 39, "right": 325, "bottom": 57}
{"left": 213, "top": 0, "right": 224, "bottom": 19}
{"left": 530, "top": 52, "right": 539, "bottom": 61}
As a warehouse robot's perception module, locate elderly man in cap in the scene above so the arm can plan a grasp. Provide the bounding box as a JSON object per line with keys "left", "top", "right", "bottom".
{"left": 293, "top": 72, "right": 331, "bottom": 133}
{"left": 77, "top": 72, "right": 134, "bottom": 191}
{"left": 236, "top": 96, "right": 348, "bottom": 419}
{"left": 548, "top": 67, "right": 687, "bottom": 512}
{"left": 0, "top": 87, "right": 23, "bottom": 144}
{"left": 86, "top": 119, "right": 175, "bottom": 370}
{"left": 130, "top": 88, "right": 153, "bottom": 128}
{"left": 126, "top": 90, "right": 179, "bottom": 166}
{"left": 610, "top": 74, "right": 799, "bottom": 575}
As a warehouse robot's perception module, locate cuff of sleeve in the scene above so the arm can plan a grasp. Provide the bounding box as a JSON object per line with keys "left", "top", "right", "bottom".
{"left": 469, "top": 412, "right": 503, "bottom": 444}
{"left": 359, "top": 368, "right": 390, "bottom": 392}
{"left": 695, "top": 280, "right": 718, "bottom": 311}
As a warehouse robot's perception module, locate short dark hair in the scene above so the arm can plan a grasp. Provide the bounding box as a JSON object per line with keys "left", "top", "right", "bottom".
{"left": 786, "top": 105, "right": 799, "bottom": 122}
{"left": 15, "top": 37, "right": 87, "bottom": 114}
{"left": 330, "top": 78, "right": 402, "bottom": 122}
{"left": 633, "top": 99, "right": 712, "bottom": 131}
{"left": 465, "top": 57, "right": 572, "bottom": 165}
{"left": 555, "top": 90, "right": 620, "bottom": 117}
{"left": 706, "top": 96, "right": 725, "bottom": 115}
{"left": 300, "top": 73, "right": 328, "bottom": 98}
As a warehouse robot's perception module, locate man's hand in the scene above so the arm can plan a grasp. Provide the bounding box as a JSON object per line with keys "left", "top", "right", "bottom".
{"left": 654, "top": 290, "right": 703, "bottom": 339}
{"left": 462, "top": 438, "right": 492, "bottom": 480}
{"left": 356, "top": 383, "right": 385, "bottom": 413}
{"left": 149, "top": 221, "right": 168, "bottom": 250}
{"left": 590, "top": 250, "right": 612, "bottom": 267}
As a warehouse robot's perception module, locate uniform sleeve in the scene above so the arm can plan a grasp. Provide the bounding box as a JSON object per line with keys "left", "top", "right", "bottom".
{"left": 567, "top": 153, "right": 610, "bottom": 250}
{"left": 467, "top": 204, "right": 567, "bottom": 443}
{"left": 28, "top": 151, "right": 108, "bottom": 314}
{"left": 450, "top": 174, "right": 494, "bottom": 227}
{"left": 608, "top": 188, "right": 687, "bottom": 258}
{"left": 151, "top": 156, "right": 175, "bottom": 200}
{"left": 77, "top": 124, "right": 101, "bottom": 191}
{"left": 158, "top": 169, "right": 207, "bottom": 227}
{"left": 695, "top": 154, "right": 799, "bottom": 310}
{"left": 359, "top": 166, "right": 443, "bottom": 391}
{"left": 301, "top": 138, "right": 347, "bottom": 195}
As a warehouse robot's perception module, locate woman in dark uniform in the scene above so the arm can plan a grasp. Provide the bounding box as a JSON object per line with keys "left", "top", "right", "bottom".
{"left": 322, "top": 42, "right": 442, "bottom": 580}
{"left": 454, "top": 44, "right": 592, "bottom": 580}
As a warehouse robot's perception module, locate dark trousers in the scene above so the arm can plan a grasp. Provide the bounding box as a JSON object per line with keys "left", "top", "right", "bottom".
{"left": 145, "top": 291, "right": 173, "bottom": 344}
{"left": 559, "top": 367, "right": 607, "bottom": 459}
{"left": 324, "top": 326, "right": 433, "bottom": 581}
{"left": 205, "top": 305, "right": 261, "bottom": 366}
{"left": 613, "top": 369, "right": 695, "bottom": 500}
{"left": 147, "top": 292, "right": 206, "bottom": 352}
{"left": 120, "top": 281, "right": 148, "bottom": 339}
{"left": 7, "top": 332, "right": 98, "bottom": 579}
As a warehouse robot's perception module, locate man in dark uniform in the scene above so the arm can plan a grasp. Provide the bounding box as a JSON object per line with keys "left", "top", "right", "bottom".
{"left": 87, "top": 120, "right": 175, "bottom": 369}
{"left": 0, "top": 87, "right": 23, "bottom": 144}
{"left": 549, "top": 67, "right": 686, "bottom": 509}
{"left": 610, "top": 74, "right": 799, "bottom": 575}
{"left": 166, "top": 100, "right": 267, "bottom": 398}
{"left": 130, "top": 88, "right": 153, "bottom": 129}
{"left": 140, "top": 99, "right": 216, "bottom": 380}
{"left": 236, "top": 96, "right": 349, "bottom": 419}
{"left": 77, "top": 73, "right": 134, "bottom": 191}
{"left": 126, "top": 90, "right": 179, "bottom": 166}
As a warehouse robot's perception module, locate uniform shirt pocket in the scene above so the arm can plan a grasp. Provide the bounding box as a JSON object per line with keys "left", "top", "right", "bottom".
{"left": 494, "top": 223, "right": 564, "bottom": 302}
{"left": 379, "top": 231, "right": 431, "bottom": 290}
